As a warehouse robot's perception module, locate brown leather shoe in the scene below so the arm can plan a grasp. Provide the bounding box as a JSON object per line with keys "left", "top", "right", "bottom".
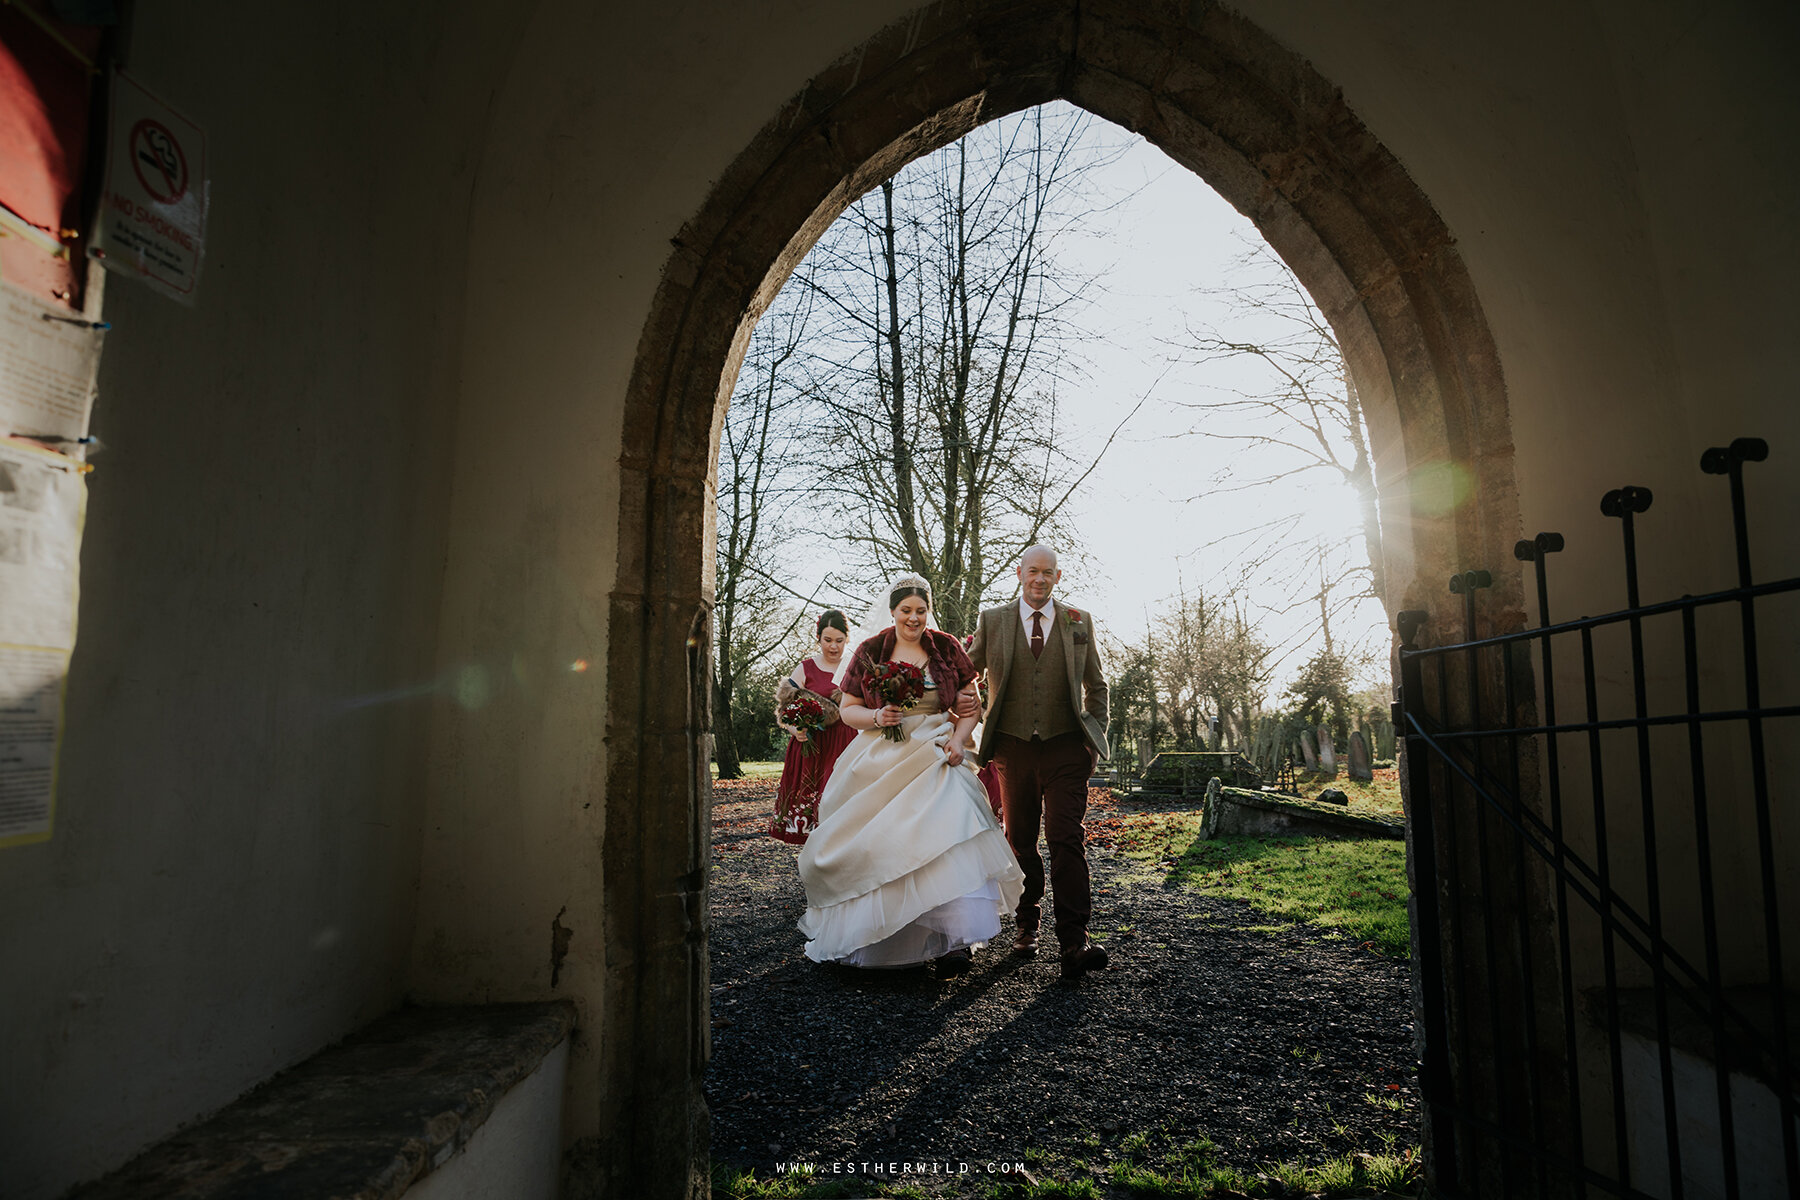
{"left": 1059, "top": 939, "right": 1109, "bottom": 981}
{"left": 935, "top": 947, "right": 973, "bottom": 978}
{"left": 1012, "top": 928, "right": 1039, "bottom": 955}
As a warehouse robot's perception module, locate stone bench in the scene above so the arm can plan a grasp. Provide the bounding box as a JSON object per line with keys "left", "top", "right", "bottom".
{"left": 69, "top": 1002, "right": 576, "bottom": 1200}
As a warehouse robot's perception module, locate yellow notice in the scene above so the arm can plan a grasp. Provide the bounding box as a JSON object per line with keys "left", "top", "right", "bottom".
{"left": 0, "top": 440, "right": 84, "bottom": 847}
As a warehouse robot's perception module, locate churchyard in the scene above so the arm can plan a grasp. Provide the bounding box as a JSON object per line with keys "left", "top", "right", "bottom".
{"left": 707, "top": 768, "right": 1420, "bottom": 1198}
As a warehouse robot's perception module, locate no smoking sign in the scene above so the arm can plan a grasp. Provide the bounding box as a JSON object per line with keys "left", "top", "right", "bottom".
{"left": 96, "top": 71, "right": 208, "bottom": 302}
{"left": 129, "top": 119, "right": 189, "bottom": 205}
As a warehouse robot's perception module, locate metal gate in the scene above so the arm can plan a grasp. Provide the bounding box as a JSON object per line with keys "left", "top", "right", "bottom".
{"left": 1395, "top": 438, "right": 1798, "bottom": 1198}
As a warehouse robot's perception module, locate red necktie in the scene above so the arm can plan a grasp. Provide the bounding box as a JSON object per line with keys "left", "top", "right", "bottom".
{"left": 1031, "top": 610, "right": 1045, "bottom": 659}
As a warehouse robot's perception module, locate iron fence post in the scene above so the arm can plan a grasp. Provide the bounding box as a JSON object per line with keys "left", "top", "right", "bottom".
{"left": 1397, "top": 609, "right": 1460, "bottom": 1194}
{"left": 1703, "top": 436, "right": 1796, "bottom": 1189}
{"left": 1602, "top": 484, "right": 1684, "bottom": 1196}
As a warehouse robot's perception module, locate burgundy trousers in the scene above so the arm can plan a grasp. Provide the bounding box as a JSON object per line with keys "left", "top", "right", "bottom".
{"left": 990, "top": 731, "right": 1093, "bottom": 950}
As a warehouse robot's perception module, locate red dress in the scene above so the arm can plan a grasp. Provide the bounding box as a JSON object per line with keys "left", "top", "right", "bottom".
{"left": 771, "top": 658, "right": 857, "bottom": 845}
{"left": 978, "top": 761, "right": 1004, "bottom": 822}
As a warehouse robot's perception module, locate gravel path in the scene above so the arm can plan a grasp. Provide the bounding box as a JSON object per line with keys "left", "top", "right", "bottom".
{"left": 707, "top": 780, "right": 1420, "bottom": 1194}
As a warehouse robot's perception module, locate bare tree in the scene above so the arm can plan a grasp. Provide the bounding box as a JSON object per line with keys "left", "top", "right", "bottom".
{"left": 1169, "top": 241, "right": 1387, "bottom": 607}
{"left": 1278, "top": 540, "right": 1379, "bottom": 744}
{"left": 1146, "top": 585, "right": 1272, "bottom": 752}
{"left": 787, "top": 104, "right": 1138, "bottom": 632}
{"left": 713, "top": 274, "right": 827, "bottom": 778}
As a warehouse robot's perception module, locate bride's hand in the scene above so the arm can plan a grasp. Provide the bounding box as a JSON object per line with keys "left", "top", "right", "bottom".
{"left": 953, "top": 682, "right": 980, "bottom": 719}
{"left": 943, "top": 740, "right": 965, "bottom": 767}
{"left": 877, "top": 704, "right": 904, "bottom": 728}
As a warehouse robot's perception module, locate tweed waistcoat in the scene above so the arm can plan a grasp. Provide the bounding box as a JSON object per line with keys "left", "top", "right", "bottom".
{"left": 994, "top": 616, "right": 1079, "bottom": 741}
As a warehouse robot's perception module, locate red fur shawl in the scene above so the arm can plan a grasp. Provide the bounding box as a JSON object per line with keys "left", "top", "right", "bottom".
{"left": 839, "top": 627, "right": 975, "bottom": 708}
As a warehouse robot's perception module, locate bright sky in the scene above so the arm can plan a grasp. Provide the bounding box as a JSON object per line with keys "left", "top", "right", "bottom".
{"left": 1040, "top": 109, "right": 1391, "bottom": 690}
{"left": 754, "top": 103, "right": 1393, "bottom": 696}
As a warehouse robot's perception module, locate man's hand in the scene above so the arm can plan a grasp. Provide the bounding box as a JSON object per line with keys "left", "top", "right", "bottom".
{"left": 953, "top": 681, "right": 981, "bottom": 719}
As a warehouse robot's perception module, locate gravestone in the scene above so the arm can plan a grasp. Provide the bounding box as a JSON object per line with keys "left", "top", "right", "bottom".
{"left": 1199, "top": 776, "right": 1223, "bottom": 839}
{"left": 1317, "top": 726, "right": 1338, "bottom": 777}
{"left": 1317, "top": 787, "right": 1349, "bottom": 805}
{"left": 1298, "top": 728, "right": 1319, "bottom": 772}
{"left": 1348, "top": 731, "right": 1373, "bottom": 781}
{"left": 1137, "top": 737, "right": 1154, "bottom": 774}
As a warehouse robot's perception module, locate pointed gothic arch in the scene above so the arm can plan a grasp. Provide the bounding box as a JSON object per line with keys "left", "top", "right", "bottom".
{"left": 598, "top": 3, "right": 1521, "bottom": 1193}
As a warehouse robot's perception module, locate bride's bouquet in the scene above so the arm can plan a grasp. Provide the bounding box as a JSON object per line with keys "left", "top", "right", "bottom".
{"left": 864, "top": 660, "right": 926, "bottom": 742}
{"left": 778, "top": 694, "right": 827, "bottom": 756}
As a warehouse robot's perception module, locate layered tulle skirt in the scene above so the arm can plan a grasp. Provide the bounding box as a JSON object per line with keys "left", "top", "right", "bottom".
{"left": 797, "top": 709, "right": 1024, "bottom": 966}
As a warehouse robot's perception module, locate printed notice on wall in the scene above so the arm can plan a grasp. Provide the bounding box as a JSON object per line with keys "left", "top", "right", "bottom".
{"left": 92, "top": 69, "right": 208, "bottom": 303}
{"left": 0, "top": 440, "right": 85, "bottom": 847}
{"left": 0, "top": 286, "right": 104, "bottom": 445}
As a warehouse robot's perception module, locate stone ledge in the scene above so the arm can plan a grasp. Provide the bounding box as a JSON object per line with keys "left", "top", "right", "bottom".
{"left": 68, "top": 1002, "right": 577, "bottom": 1200}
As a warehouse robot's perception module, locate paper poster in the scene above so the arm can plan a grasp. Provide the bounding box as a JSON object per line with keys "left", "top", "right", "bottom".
{"left": 0, "top": 644, "right": 67, "bottom": 846}
{"left": 0, "top": 439, "right": 84, "bottom": 847}
{"left": 92, "top": 69, "right": 208, "bottom": 302}
{"left": 0, "top": 286, "right": 104, "bottom": 445}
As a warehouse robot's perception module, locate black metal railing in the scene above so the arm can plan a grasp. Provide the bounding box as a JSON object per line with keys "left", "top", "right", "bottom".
{"left": 1395, "top": 437, "right": 1798, "bottom": 1199}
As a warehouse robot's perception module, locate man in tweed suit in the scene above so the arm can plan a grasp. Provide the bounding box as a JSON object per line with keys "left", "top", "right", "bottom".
{"left": 966, "top": 545, "right": 1110, "bottom": 980}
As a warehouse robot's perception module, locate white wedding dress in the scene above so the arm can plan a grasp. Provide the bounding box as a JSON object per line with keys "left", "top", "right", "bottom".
{"left": 797, "top": 680, "right": 1024, "bottom": 966}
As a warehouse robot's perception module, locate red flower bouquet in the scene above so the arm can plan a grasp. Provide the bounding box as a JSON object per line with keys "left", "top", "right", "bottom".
{"left": 864, "top": 659, "right": 926, "bottom": 742}
{"left": 778, "top": 694, "right": 828, "bottom": 756}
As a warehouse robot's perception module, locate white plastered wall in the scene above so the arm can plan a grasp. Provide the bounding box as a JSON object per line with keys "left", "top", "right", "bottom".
{"left": 0, "top": 3, "right": 517, "bottom": 1196}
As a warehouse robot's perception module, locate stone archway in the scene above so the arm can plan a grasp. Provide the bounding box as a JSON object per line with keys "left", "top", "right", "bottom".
{"left": 599, "top": 2, "right": 1521, "bottom": 1194}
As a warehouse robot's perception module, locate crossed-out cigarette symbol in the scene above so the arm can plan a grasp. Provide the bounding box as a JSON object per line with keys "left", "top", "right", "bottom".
{"left": 129, "top": 118, "right": 187, "bottom": 204}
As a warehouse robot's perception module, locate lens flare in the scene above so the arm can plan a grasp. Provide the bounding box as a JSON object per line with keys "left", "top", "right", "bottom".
{"left": 452, "top": 665, "right": 490, "bottom": 710}
{"left": 1408, "top": 461, "right": 1474, "bottom": 517}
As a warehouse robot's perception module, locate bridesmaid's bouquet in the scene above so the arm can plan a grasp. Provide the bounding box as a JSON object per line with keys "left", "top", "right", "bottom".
{"left": 865, "top": 660, "right": 926, "bottom": 742}
{"left": 778, "top": 694, "right": 827, "bottom": 755}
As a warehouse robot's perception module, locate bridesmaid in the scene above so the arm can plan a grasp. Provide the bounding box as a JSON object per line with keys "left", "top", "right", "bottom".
{"left": 770, "top": 610, "right": 857, "bottom": 844}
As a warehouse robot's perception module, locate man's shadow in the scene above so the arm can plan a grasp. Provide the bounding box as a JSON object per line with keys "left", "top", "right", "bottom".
{"left": 708, "top": 933, "right": 1106, "bottom": 1164}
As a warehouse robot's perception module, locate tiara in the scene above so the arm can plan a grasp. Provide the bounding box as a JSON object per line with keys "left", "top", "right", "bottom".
{"left": 888, "top": 573, "right": 933, "bottom": 605}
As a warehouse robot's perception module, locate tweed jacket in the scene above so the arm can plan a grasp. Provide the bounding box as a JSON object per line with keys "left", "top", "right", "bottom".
{"left": 966, "top": 598, "right": 1109, "bottom": 763}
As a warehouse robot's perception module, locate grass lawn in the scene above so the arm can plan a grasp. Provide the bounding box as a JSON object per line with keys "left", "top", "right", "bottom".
{"left": 1110, "top": 811, "right": 1412, "bottom": 957}
{"left": 715, "top": 760, "right": 786, "bottom": 780}
{"left": 1106, "top": 1133, "right": 1418, "bottom": 1199}
{"left": 1288, "top": 767, "right": 1404, "bottom": 818}
{"left": 714, "top": 1139, "right": 1421, "bottom": 1198}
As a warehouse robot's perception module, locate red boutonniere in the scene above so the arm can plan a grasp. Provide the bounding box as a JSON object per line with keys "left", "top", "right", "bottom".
{"left": 1067, "top": 607, "right": 1089, "bottom": 644}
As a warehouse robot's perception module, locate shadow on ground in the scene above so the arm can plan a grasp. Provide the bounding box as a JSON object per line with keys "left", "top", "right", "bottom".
{"left": 707, "top": 780, "right": 1420, "bottom": 1195}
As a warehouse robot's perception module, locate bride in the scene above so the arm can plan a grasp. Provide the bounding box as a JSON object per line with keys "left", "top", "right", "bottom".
{"left": 796, "top": 574, "right": 1024, "bottom": 974}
